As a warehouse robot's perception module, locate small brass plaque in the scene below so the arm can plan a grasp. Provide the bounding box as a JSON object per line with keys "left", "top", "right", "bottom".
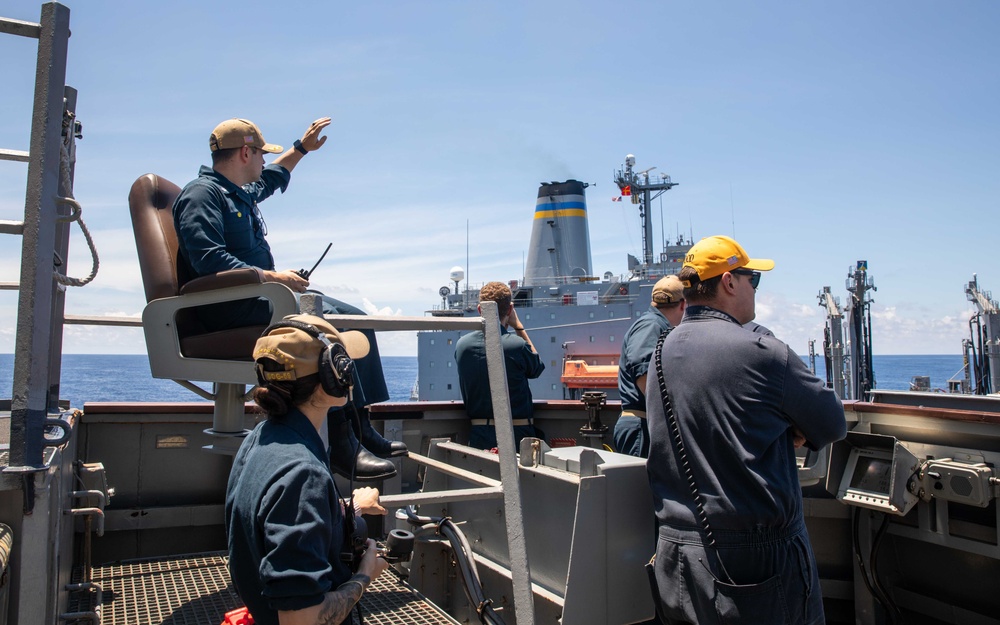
{"left": 156, "top": 435, "right": 189, "bottom": 449}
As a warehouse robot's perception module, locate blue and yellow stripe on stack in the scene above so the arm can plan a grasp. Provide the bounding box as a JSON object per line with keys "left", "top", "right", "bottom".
{"left": 534, "top": 201, "right": 587, "bottom": 220}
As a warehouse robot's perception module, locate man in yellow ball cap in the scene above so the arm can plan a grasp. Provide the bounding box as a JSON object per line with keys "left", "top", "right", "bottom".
{"left": 644, "top": 235, "right": 846, "bottom": 625}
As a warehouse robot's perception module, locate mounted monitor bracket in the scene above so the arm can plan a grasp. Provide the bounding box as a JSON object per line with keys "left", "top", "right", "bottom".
{"left": 826, "top": 431, "right": 920, "bottom": 516}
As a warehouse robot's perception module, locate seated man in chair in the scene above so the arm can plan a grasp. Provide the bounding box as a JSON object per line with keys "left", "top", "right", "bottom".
{"left": 172, "top": 117, "right": 404, "bottom": 479}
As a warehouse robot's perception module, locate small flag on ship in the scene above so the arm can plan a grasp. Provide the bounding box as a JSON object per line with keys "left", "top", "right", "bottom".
{"left": 611, "top": 196, "right": 622, "bottom": 202}
{"left": 622, "top": 185, "right": 632, "bottom": 196}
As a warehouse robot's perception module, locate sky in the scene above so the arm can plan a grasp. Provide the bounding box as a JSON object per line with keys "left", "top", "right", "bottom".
{"left": 1, "top": 0, "right": 998, "bottom": 357}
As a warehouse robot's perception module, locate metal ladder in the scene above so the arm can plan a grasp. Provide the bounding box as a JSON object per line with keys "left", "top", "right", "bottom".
{"left": 1, "top": 3, "right": 83, "bottom": 625}
{"left": 1, "top": 1, "right": 76, "bottom": 464}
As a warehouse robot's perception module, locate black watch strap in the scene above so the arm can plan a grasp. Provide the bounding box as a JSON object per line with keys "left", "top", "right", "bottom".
{"left": 293, "top": 139, "right": 308, "bottom": 155}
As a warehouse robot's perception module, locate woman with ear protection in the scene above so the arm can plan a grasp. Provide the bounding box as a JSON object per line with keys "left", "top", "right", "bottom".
{"left": 225, "top": 314, "right": 390, "bottom": 625}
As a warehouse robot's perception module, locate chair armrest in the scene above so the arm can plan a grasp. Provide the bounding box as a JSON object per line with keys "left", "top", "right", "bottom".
{"left": 142, "top": 282, "right": 298, "bottom": 385}
{"left": 179, "top": 267, "right": 266, "bottom": 294}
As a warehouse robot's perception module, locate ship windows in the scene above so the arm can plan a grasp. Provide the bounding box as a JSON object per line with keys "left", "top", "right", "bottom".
{"left": 447, "top": 384, "right": 452, "bottom": 390}
{"left": 610, "top": 335, "right": 615, "bottom": 342}
{"left": 430, "top": 339, "right": 435, "bottom": 345}
{"left": 589, "top": 336, "right": 595, "bottom": 343}
{"left": 551, "top": 384, "right": 558, "bottom": 390}
{"left": 551, "top": 336, "right": 556, "bottom": 343}
{"left": 447, "top": 361, "right": 452, "bottom": 368}
{"left": 524, "top": 313, "right": 531, "bottom": 320}
{"left": 429, "top": 383, "right": 435, "bottom": 390}
{"left": 589, "top": 312, "right": 595, "bottom": 319}
{"left": 609, "top": 311, "right": 615, "bottom": 318}
{"left": 550, "top": 313, "right": 556, "bottom": 320}
{"left": 429, "top": 361, "right": 435, "bottom": 368}
{"left": 447, "top": 338, "right": 453, "bottom": 345}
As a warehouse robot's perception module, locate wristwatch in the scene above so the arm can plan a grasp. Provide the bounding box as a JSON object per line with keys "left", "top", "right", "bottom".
{"left": 293, "top": 139, "right": 308, "bottom": 155}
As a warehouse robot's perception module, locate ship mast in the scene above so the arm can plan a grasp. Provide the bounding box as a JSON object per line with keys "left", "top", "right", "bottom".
{"left": 614, "top": 154, "right": 678, "bottom": 274}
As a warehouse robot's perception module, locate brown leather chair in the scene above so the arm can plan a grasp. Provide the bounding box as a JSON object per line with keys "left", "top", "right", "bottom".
{"left": 128, "top": 174, "right": 297, "bottom": 448}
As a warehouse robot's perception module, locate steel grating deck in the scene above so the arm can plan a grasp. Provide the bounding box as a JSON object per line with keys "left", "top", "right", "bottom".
{"left": 69, "top": 552, "right": 459, "bottom": 625}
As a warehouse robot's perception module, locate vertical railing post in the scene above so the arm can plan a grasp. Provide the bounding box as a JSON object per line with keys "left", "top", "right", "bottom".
{"left": 481, "top": 301, "right": 535, "bottom": 625}
{"left": 9, "top": 1, "right": 71, "bottom": 470}
{"left": 45, "top": 85, "right": 78, "bottom": 413}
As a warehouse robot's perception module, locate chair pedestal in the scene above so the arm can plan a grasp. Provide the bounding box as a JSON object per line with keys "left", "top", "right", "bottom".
{"left": 202, "top": 382, "right": 251, "bottom": 455}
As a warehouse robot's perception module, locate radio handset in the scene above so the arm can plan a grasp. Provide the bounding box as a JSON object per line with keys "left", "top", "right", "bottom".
{"left": 296, "top": 242, "right": 333, "bottom": 279}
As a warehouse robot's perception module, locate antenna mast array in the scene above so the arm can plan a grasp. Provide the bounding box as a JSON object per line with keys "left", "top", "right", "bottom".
{"left": 613, "top": 154, "right": 678, "bottom": 272}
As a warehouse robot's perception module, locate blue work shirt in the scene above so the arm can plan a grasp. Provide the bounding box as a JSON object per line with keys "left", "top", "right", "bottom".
{"left": 646, "top": 305, "right": 846, "bottom": 531}
{"left": 173, "top": 164, "right": 290, "bottom": 330}
{"left": 225, "top": 408, "right": 351, "bottom": 625}
{"left": 455, "top": 326, "right": 545, "bottom": 421}
{"left": 618, "top": 305, "right": 673, "bottom": 413}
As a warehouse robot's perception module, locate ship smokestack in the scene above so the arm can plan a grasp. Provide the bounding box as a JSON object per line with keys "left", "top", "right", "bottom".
{"left": 523, "top": 180, "right": 592, "bottom": 287}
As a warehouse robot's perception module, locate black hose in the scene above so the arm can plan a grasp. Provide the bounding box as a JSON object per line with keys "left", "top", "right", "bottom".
{"left": 865, "top": 305, "right": 876, "bottom": 392}
{"left": 968, "top": 317, "right": 983, "bottom": 394}
{"left": 870, "top": 513, "right": 902, "bottom": 624}
{"left": 851, "top": 509, "right": 882, "bottom": 607}
{"left": 404, "top": 507, "right": 506, "bottom": 625}
{"left": 981, "top": 325, "right": 993, "bottom": 394}
{"left": 823, "top": 326, "right": 834, "bottom": 388}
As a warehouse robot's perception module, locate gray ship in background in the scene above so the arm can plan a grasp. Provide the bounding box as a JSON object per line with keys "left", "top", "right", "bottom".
{"left": 417, "top": 155, "right": 692, "bottom": 401}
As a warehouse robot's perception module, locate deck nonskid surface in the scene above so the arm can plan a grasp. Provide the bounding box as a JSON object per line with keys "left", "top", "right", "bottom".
{"left": 70, "top": 552, "right": 458, "bottom": 625}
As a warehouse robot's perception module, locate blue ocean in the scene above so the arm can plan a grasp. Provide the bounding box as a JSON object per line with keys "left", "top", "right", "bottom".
{"left": 0, "top": 354, "right": 419, "bottom": 409}
{"left": 0, "top": 353, "right": 969, "bottom": 410}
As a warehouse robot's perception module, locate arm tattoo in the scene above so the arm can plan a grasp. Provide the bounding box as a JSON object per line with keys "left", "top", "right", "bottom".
{"left": 314, "top": 574, "right": 371, "bottom": 625}
{"left": 314, "top": 590, "right": 358, "bottom": 625}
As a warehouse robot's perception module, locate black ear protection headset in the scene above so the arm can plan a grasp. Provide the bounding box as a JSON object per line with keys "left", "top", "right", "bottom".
{"left": 258, "top": 319, "right": 355, "bottom": 398}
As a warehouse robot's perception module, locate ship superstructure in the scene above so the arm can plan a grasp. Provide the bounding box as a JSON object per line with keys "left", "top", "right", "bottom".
{"left": 417, "top": 158, "right": 691, "bottom": 401}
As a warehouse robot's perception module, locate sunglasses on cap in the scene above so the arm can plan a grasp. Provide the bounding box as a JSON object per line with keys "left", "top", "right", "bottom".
{"left": 731, "top": 268, "right": 761, "bottom": 290}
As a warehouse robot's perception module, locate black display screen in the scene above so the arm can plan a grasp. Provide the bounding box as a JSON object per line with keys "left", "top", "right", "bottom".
{"left": 849, "top": 455, "right": 892, "bottom": 494}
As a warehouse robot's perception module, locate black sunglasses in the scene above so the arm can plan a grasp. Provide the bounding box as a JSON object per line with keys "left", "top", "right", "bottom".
{"left": 732, "top": 268, "right": 761, "bottom": 290}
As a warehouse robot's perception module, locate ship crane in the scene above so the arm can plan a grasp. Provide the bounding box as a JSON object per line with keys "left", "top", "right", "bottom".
{"left": 817, "top": 286, "right": 848, "bottom": 399}
{"left": 964, "top": 274, "right": 1000, "bottom": 394}
{"left": 845, "top": 261, "right": 876, "bottom": 400}
{"left": 613, "top": 154, "right": 678, "bottom": 275}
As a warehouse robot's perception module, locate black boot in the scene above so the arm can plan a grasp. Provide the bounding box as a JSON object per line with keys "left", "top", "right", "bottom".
{"left": 355, "top": 408, "right": 408, "bottom": 459}
{"left": 328, "top": 409, "right": 396, "bottom": 481}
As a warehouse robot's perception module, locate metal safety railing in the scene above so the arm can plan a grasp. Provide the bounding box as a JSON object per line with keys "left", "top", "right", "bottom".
{"left": 314, "top": 297, "right": 538, "bottom": 625}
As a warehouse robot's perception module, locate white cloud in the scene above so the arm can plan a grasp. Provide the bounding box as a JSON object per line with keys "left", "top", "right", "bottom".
{"left": 361, "top": 298, "right": 402, "bottom": 317}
